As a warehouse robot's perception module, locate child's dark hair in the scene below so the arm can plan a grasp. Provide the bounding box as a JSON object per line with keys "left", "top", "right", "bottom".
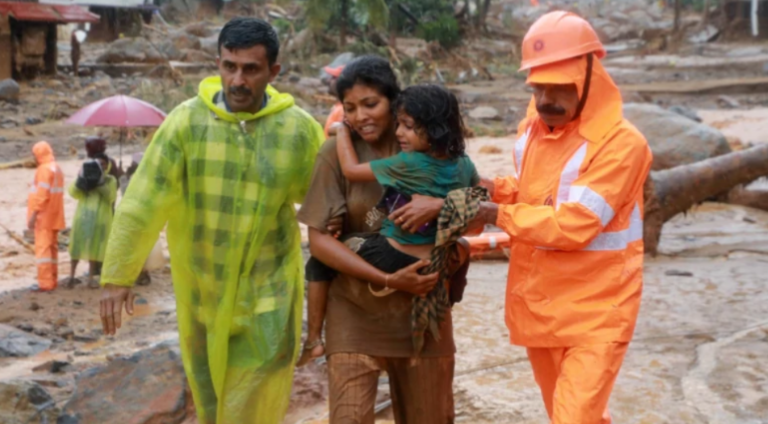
{"left": 335, "top": 55, "right": 400, "bottom": 104}
{"left": 393, "top": 84, "right": 466, "bottom": 159}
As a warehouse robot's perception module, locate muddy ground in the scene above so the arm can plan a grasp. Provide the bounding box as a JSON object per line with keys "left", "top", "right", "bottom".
{"left": 1, "top": 128, "right": 767, "bottom": 422}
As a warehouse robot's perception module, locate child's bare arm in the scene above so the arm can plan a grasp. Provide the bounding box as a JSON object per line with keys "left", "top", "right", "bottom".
{"left": 335, "top": 124, "right": 376, "bottom": 182}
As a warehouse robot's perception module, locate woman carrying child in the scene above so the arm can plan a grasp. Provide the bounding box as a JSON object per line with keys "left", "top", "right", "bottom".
{"left": 297, "top": 55, "right": 478, "bottom": 423}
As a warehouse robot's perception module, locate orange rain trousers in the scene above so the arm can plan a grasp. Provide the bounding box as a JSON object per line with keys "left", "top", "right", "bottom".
{"left": 34, "top": 228, "right": 59, "bottom": 291}
{"left": 526, "top": 343, "right": 628, "bottom": 424}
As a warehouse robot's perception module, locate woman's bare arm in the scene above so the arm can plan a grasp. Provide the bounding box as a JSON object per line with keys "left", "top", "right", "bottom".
{"left": 335, "top": 124, "right": 376, "bottom": 182}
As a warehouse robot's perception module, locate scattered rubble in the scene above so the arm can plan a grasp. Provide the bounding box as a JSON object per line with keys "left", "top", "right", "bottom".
{"left": 0, "top": 381, "right": 60, "bottom": 424}
{"left": 0, "top": 324, "right": 52, "bottom": 357}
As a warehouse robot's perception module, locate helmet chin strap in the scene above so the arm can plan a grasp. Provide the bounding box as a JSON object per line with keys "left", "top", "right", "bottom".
{"left": 573, "top": 53, "right": 593, "bottom": 120}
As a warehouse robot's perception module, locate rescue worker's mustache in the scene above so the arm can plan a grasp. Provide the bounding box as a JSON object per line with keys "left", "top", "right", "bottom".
{"left": 229, "top": 86, "right": 252, "bottom": 97}
{"left": 536, "top": 103, "right": 566, "bottom": 116}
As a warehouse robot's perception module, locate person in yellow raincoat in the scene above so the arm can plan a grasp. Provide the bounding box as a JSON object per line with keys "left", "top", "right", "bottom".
{"left": 67, "top": 153, "right": 118, "bottom": 289}
{"left": 97, "top": 17, "right": 324, "bottom": 424}
{"left": 467, "top": 12, "right": 653, "bottom": 424}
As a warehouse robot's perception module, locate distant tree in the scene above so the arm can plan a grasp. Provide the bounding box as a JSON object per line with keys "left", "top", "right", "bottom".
{"left": 306, "top": 0, "right": 389, "bottom": 47}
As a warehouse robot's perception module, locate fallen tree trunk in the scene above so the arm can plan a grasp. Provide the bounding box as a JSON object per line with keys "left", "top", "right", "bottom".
{"left": 724, "top": 186, "right": 768, "bottom": 211}
{"left": 644, "top": 144, "right": 768, "bottom": 254}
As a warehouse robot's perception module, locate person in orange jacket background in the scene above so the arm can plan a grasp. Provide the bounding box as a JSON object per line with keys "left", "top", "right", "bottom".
{"left": 469, "top": 11, "right": 653, "bottom": 423}
{"left": 323, "top": 64, "right": 345, "bottom": 138}
{"left": 28, "top": 141, "right": 65, "bottom": 292}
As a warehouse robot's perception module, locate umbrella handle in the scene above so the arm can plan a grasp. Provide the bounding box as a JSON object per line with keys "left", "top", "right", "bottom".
{"left": 119, "top": 128, "right": 124, "bottom": 170}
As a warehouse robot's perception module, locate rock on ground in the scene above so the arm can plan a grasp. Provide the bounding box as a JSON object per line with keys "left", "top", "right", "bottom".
{"left": 60, "top": 342, "right": 194, "bottom": 424}
{"left": 0, "top": 381, "right": 59, "bottom": 423}
{"left": 667, "top": 105, "right": 701, "bottom": 122}
{"left": 0, "top": 78, "right": 20, "bottom": 102}
{"left": 96, "top": 38, "right": 165, "bottom": 64}
{"left": 0, "top": 324, "right": 52, "bottom": 357}
{"left": 623, "top": 103, "right": 732, "bottom": 170}
{"left": 200, "top": 36, "right": 218, "bottom": 57}
{"left": 169, "top": 31, "right": 201, "bottom": 52}
{"left": 184, "top": 22, "right": 215, "bottom": 38}
{"left": 469, "top": 106, "right": 501, "bottom": 121}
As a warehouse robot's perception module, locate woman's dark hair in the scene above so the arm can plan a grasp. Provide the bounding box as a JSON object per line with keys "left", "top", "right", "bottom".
{"left": 218, "top": 17, "right": 280, "bottom": 65}
{"left": 393, "top": 84, "right": 466, "bottom": 159}
{"left": 335, "top": 55, "right": 400, "bottom": 104}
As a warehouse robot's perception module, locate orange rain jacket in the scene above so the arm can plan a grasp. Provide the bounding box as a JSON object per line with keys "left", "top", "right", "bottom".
{"left": 324, "top": 102, "right": 344, "bottom": 138}
{"left": 28, "top": 142, "right": 65, "bottom": 230}
{"left": 494, "top": 56, "right": 653, "bottom": 347}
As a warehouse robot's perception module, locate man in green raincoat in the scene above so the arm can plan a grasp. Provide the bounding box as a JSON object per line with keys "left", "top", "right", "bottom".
{"left": 98, "top": 17, "right": 324, "bottom": 423}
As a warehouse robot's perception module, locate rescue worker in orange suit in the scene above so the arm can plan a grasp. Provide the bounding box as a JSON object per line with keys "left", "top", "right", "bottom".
{"left": 323, "top": 64, "right": 345, "bottom": 138}
{"left": 28, "top": 141, "right": 66, "bottom": 292}
{"left": 470, "top": 12, "right": 653, "bottom": 423}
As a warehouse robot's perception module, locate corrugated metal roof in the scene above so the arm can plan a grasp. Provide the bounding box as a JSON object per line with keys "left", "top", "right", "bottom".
{"left": 40, "top": 0, "right": 149, "bottom": 8}
{"left": 52, "top": 4, "right": 101, "bottom": 22}
{"left": 0, "top": 1, "right": 100, "bottom": 23}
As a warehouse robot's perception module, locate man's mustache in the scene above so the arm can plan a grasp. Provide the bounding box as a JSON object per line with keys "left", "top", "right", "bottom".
{"left": 229, "top": 86, "right": 252, "bottom": 96}
{"left": 536, "top": 103, "right": 566, "bottom": 116}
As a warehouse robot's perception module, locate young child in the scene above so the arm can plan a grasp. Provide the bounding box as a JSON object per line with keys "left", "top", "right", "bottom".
{"left": 66, "top": 152, "right": 117, "bottom": 289}
{"left": 298, "top": 84, "right": 478, "bottom": 365}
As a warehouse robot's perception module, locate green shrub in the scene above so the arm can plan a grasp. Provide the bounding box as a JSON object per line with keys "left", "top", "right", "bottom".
{"left": 418, "top": 14, "right": 461, "bottom": 49}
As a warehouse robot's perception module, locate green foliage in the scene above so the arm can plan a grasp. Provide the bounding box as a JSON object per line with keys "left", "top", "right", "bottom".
{"left": 305, "top": 0, "right": 389, "bottom": 32}
{"left": 418, "top": 14, "right": 461, "bottom": 48}
{"left": 347, "top": 39, "right": 389, "bottom": 57}
{"left": 354, "top": 0, "right": 389, "bottom": 29}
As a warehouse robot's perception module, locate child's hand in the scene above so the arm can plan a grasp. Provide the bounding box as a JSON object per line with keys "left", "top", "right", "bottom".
{"left": 326, "top": 215, "right": 344, "bottom": 238}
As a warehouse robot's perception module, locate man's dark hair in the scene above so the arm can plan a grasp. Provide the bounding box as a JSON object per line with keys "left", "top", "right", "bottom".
{"left": 393, "top": 84, "right": 467, "bottom": 159}
{"left": 335, "top": 55, "right": 400, "bottom": 104}
{"left": 218, "top": 17, "right": 280, "bottom": 65}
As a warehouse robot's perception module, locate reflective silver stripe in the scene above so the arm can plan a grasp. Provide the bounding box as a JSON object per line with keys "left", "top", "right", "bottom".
{"left": 568, "top": 186, "right": 615, "bottom": 227}
{"left": 50, "top": 188, "right": 64, "bottom": 194}
{"left": 583, "top": 203, "right": 643, "bottom": 251}
{"left": 555, "top": 143, "right": 588, "bottom": 208}
{"left": 37, "top": 182, "right": 51, "bottom": 189}
{"left": 514, "top": 129, "right": 530, "bottom": 177}
{"left": 36, "top": 258, "right": 57, "bottom": 264}
{"left": 29, "top": 186, "right": 37, "bottom": 193}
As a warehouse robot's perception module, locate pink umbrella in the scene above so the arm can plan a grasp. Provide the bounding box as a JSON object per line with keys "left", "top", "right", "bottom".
{"left": 66, "top": 95, "right": 166, "bottom": 127}
{"left": 66, "top": 95, "right": 167, "bottom": 166}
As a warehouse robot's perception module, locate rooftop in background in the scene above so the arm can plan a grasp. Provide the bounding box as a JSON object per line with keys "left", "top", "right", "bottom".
{"left": 0, "top": 1, "right": 99, "bottom": 23}
{"left": 39, "top": 0, "right": 153, "bottom": 8}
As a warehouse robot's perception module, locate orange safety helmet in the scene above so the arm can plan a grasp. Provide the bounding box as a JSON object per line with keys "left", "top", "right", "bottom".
{"left": 519, "top": 11, "right": 606, "bottom": 72}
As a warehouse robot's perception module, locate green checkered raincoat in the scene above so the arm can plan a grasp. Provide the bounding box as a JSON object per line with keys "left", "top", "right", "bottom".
{"left": 100, "top": 76, "right": 324, "bottom": 424}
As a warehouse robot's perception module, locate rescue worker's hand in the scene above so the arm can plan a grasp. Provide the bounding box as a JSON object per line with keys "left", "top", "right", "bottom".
{"left": 389, "top": 194, "right": 444, "bottom": 234}
{"left": 386, "top": 259, "right": 439, "bottom": 297}
{"left": 478, "top": 177, "right": 495, "bottom": 198}
{"left": 27, "top": 212, "right": 38, "bottom": 231}
{"left": 100, "top": 284, "right": 136, "bottom": 336}
{"left": 326, "top": 215, "right": 344, "bottom": 238}
{"left": 467, "top": 202, "right": 499, "bottom": 234}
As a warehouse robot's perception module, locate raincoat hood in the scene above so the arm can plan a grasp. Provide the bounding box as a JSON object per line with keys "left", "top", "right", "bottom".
{"left": 33, "top": 141, "right": 55, "bottom": 165}
{"left": 525, "top": 55, "right": 623, "bottom": 144}
{"left": 198, "top": 76, "right": 295, "bottom": 123}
